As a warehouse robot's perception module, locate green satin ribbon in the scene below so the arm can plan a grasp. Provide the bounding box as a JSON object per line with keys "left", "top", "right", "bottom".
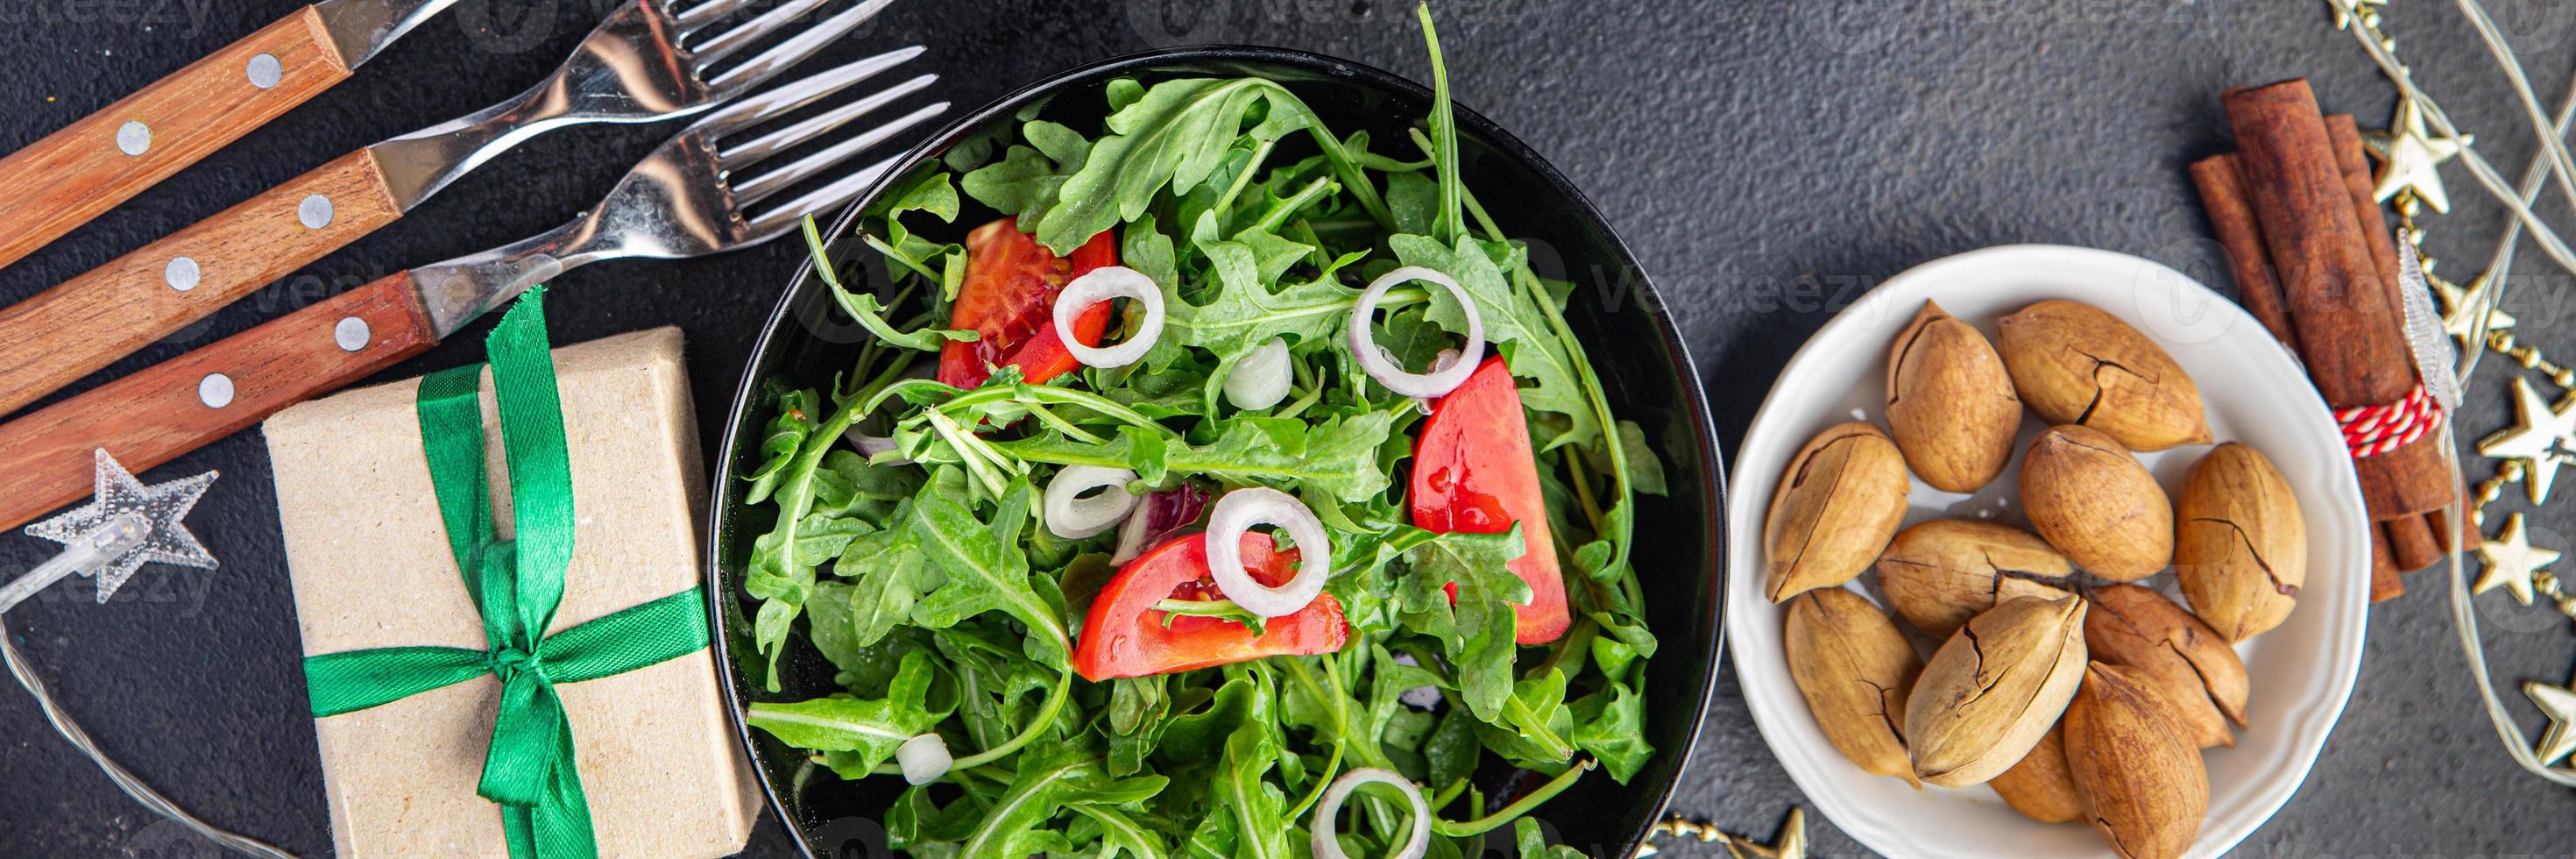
{"left": 301, "top": 289, "right": 710, "bottom": 859}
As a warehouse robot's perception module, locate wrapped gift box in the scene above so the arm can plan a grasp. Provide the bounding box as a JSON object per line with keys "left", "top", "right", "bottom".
{"left": 265, "top": 327, "right": 757, "bottom": 858}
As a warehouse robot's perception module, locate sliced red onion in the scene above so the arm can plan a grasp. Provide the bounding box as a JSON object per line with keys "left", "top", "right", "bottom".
{"left": 1044, "top": 465, "right": 1139, "bottom": 539}
{"left": 1310, "top": 768, "right": 1431, "bottom": 859}
{"left": 844, "top": 426, "right": 902, "bottom": 457}
{"left": 1205, "top": 487, "right": 1332, "bottom": 618}
{"left": 896, "top": 733, "right": 951, "bottom": 785}
{"left": 1348, "top": 266, "right": 1483, "bottom": 399}
{"left": 1224, "top": 337, "right": 1293, "bottom": 410}
{"left": 1055, "top": 266, "right": 1164, "bottom": 368}
{"left": 1114, "top": 484, "right": 1211, "bottom": 564}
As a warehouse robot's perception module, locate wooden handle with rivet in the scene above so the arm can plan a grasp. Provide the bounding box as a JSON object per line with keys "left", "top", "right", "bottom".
{"left": 0, "top": 272, "right": 436, "bottom": 531}
{"left": 0, "top": 6, "right": 354, "bottom": 271}
{"left": 0, "top": 148, "right": 400, "bottom": 417}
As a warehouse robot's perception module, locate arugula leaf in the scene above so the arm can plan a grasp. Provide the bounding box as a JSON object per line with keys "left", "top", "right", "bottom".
{"left": 1393, "top": 526, "right": 1529, "bottom": 721}
{"left": 1570, "top": 681, "right": 1653, "bottom": 783}
{"left": 1391, "top": 233, "right": 1599, "bottom": 449}
{"left": 1186, "top": 720, "right": 1292, "bottom": 859}
{"left": 1151, "top": 598, "right": 1268, "bottom": 635}
{"left": 958, "top": 748, "right": 1171, "bottom": 858}
{"left": 1614, "top": 419, "right": 1668, "bottom": 495}
{"left": 1072, "top": 805, "right": 1170, "bottom": 859}
{"left": 1035, "top": 77, "right": 1392, "bottom": 254}
{"left": 1424, "top": 706, "right": 1480, "bottom": 791}
{"left": 866, "top": 170, "right": 964, "bottom": 284}
{"left": 1476, "top": 668, "right": 1575, "bottom": 768}
{"left": 1164, "top": 239, "right": 1358, "bottom": 408}
{"left": 905, "top": 479, "right": 1070, "bottom": 668}
{"left": 805, "top": 217, "right": 975, "bottom": 352}
{"left": 744, "top": 386, "right": 818, "bottom": 505}
{"left": 745, "top": 650, "right": 945, "bottom": 777}
{"left": 993, "top": 412, "right": 1397, "bottom": 504}
{"left": 1417, "top": 3, "right": 1463, "bottom": 244}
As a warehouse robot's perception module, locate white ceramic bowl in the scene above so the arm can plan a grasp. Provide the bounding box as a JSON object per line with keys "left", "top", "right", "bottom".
{"left": 1724, "top": 245, "right": 2370, "bottom": 859}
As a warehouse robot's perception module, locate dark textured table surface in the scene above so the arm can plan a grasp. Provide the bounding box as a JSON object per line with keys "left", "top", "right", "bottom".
{"left": 4, "top": 1, "right": 2575, "bottom": 856}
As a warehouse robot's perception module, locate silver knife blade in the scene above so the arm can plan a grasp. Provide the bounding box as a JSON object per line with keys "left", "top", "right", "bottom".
{"left": 311, "top": 0, "right": 461, "bottom": 69}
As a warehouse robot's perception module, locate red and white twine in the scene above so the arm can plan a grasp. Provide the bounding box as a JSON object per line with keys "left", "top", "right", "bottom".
{"left": 2335, "top": 382, "right": 2443, "bottom": 458}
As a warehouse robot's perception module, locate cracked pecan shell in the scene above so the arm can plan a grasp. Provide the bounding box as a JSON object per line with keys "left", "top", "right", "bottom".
{"left": 2022, "top": 425, "right": 2176, "bottom": 581}
{"left": 1785, "top": 589, "right": 1924, "bottom": 787}
{"left": 2065, "top": 662, "right": 2208, "bottom": 859}
{"left": 2176, "top": 442, "right": 2306, "bottom": 642}
{"left": 1877, "top": 520, "right": 2076, "bottom": 640}
{"left": 1905, "top": 594, "right": 2089, "bottom": 787}
{"left": 1765, "top": 422, "right": 1912, "bottom": 602}
{"left": 1886, "top": 300, "right": 2022, "bottom": 493}
{"left": 2083, "top": 584, "right": 2250, "bottom": 749}
{"left": 1996, "top": 300, "right": 2212, "bottom": 451}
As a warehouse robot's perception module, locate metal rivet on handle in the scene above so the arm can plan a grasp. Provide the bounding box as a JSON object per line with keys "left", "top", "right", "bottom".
{"left": 116, "top": 121, "right": 150, "bottom": 156}
{"left": 198, "top": 373, "right": 235, "bottom": 408}
{"left": 334, "top": 316, "right": 372, "bottom": 352}
{"left": 298, "top": 195, "right": 334, "bottom": 230}
{"left": 246, "top": 53, "right": 283, "bottom": 89}
{"left": 164, "top": 257, "right": 200, "bottom": 292}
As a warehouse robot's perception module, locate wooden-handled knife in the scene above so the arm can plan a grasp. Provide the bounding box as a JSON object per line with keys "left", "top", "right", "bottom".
{"left": 0, "top": 0, "right": 457, "bottom": 271}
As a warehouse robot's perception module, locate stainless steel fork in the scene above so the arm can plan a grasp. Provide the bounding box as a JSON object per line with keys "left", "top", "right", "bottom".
{"left": 0, "top": 56, "right": 950, "bottom": 531}
{"left": 0, "top": 0, "right": 909, "bottom": 417}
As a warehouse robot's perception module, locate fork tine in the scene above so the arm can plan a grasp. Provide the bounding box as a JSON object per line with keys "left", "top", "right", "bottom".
{"left": 721, "top": 73, "right": 934, "bottom": 170}
{"left": 744, "top": 155, "right": 904, "bottom": 239}
{"left": 669, "top": 0, "right": 760, "bottom": 34}
{"left": 732, "top": 102, "right": 948, "bottom": 206}
{"left": 686, "top": 0, "right": 827, "bottom": 67}
{"left": 704, "top": 0, "right": 899, "bottom": 92}
{"left": 690, "top": 47, "right": 922, "bottom": 140}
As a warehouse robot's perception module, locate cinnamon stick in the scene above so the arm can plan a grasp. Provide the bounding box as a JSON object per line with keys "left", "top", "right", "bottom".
{"left": 2331, "top": 110, "right": 2454, "bottom": 578}
{"left": 2190, "top": 154, "right": 2303, "bottom": 351}
{"left": 2371, "top": 520, "right": 2405, "bottom": 602}
{"left": 2384, "top": 515, "right": 2441, "bottom": 571}
{"left": 2223, "top": 79, "right": 2454, "bottom": 521}
{"left": 2326, "top": 114, "right": 2407, "bottom": 313}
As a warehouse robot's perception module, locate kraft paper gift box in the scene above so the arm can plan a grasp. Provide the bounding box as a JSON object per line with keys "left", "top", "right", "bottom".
{"left": 265, "top": 325, "right": 758, "bottom": 858}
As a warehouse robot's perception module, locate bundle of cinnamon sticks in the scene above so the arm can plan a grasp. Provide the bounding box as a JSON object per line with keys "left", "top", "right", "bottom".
{"left": 2190, "top": 79, "right": 2465, "bottom": 602}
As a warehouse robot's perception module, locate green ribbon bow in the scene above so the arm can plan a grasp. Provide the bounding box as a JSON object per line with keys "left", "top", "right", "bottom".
{"left": 301, "top": 289, "right": 710, "bottom": 859}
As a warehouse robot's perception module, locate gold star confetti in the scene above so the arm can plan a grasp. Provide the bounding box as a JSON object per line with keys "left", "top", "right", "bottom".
{"left": 2363, "top": 97, "right": 2466, "bottom": 213}
{"left": 1724, "top": 808, "right": 1806, "bottom": 859}
{"left": 2433, "top": 270, "right": 2516, "bottom": 349}
{"left": 2524, "top": 676, "right": 2576, "bottom": 766}
{"left": 1639, "top": 808, "right": 1806, "bottom": 859}
{"left": 2478, "top": 377, "right": 2576, "bottom": 502}
{"left": 2476, "top": 513, "right": 2563, "bottom": 606}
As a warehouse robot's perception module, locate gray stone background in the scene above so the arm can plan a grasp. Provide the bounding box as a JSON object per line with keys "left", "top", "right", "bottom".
{"left": 0, "top": 0, "right": 2571, "bottom": 855}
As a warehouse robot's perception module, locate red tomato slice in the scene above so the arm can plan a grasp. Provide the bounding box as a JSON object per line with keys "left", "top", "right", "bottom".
{"left": 1410, "top": 356, "right": 1571, "bottom": 644}
{"left": 937, "top": 219, "right": 1118, "bottom": 389}
{"left": 1070, "top": 531, "right": 1348, "bottom": 681}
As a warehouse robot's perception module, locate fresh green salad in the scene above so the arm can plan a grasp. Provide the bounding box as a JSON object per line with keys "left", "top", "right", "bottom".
{"left": 738, "top": 8, "right": 1663, "bottom": 857}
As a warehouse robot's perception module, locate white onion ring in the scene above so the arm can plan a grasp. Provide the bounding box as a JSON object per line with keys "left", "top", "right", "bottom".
{"left": 896, "top": 733, "right": 951, "bottom": 785}
{"left": 1205, "top": 487, "right": 1332, "bottom": 618}
{"left": 1224, "top": 337, "right": 1293, "bottom": 409}
{"left": 1044, "top": 465, "right": 1138, "bottom": 539}
{"left": 1309, "top": 768, "right": 1431, "bottom": 859}
{"left": 1348, "top": 265, "right": 1484, "bottom": 398}
{"left": 1054, "top": 266, "right": 1164, "bottom": 368}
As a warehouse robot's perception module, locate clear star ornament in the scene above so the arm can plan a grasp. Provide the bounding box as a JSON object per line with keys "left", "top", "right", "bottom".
{"left": 0, "top": 449, "right": 216, "bottom": 613}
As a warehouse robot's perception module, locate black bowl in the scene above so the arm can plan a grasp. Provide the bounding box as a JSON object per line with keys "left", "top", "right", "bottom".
{"left": 705, "top": 45, "right": 1727, "bottom": 858}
